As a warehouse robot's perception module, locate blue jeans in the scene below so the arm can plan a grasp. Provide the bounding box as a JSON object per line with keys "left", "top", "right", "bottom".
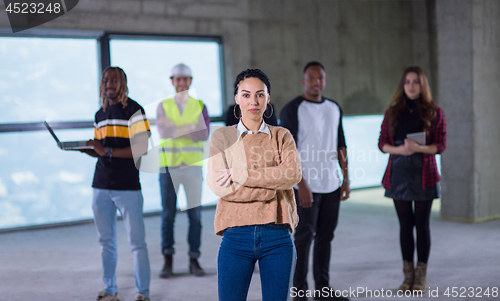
{"left": 160, "top": 166, "right": 202, "bottom": 258}
{"left": 92, "top": 189, "right": 150, "bottom": 298}
{"left": 218, "top": 224, "right": 296, "bottom": 301}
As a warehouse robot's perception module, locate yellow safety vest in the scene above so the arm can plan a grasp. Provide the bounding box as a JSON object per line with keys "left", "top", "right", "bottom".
{"left": 159, "top": 97, "right": 205, "bottom": 167}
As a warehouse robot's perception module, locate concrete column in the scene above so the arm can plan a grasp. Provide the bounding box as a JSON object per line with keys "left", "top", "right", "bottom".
{"left": 437, "top": 0, "right": 500, "bottom": 222}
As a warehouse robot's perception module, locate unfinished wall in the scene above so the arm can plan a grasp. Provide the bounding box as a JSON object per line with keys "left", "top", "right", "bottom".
{"left": 471, "top": 0, "right": 500, "bottom": 220}
{"left": 437, "top": 0, "right": 500, "bottom": 221}
{"left": 0, "top": 0, "right": 418, "bottom": 115}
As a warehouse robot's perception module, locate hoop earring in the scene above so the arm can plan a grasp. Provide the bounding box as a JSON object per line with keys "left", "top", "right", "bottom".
{"left": 264, "top": 103, "right": 273, "bottom": 119}
{"left": 233, "top": 104, "right": 242, "bottom": 119}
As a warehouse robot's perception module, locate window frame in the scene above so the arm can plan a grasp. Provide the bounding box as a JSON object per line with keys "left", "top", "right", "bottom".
{"left": 0, "top": 28, "right": 226, "bottom": 133}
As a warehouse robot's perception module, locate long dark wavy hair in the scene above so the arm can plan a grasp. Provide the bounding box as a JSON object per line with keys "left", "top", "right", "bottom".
{"left": 386, "top": 66, "right": 437, "bottom": 136}
{"left": 100, "top": 66, "right": 129, "bottom": 112}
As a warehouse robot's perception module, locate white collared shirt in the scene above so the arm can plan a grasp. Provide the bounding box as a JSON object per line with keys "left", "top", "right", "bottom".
{"left": 236, "top": 119, "right": 271, "bottom": 140}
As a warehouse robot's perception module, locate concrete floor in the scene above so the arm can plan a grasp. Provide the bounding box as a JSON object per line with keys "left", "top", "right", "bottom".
{"left": 1, "top": 187, "right": 499, "bottom": 301}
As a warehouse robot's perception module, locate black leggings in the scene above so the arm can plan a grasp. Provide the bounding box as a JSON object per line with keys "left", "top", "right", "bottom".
{"left": 393, "top": 200, "right": 433, "bottom": 263}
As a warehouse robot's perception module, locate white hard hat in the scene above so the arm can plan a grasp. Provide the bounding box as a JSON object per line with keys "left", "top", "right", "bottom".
{"left": 170, "top": 63, "right": 192, "bottom": 78}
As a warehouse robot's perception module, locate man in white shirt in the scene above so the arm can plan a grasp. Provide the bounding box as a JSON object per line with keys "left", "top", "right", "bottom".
{"left": 280, "top": 61, "right": 350, "bottom": 301}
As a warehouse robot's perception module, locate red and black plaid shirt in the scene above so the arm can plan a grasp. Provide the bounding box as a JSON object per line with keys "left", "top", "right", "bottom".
{"left": 378, "top": 105, "right": 447, "bottom": 190}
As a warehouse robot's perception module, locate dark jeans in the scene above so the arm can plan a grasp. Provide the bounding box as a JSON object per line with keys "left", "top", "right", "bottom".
{"left": 159, "top": 166, "right": 202, "bottom": 258}
{"left": 293, "top": 188, "right": 341, "bottom": 291}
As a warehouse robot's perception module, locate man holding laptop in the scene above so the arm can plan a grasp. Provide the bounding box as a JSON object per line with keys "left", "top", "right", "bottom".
{"left": 78, "top": 66, "right": 152, "bottom": 301}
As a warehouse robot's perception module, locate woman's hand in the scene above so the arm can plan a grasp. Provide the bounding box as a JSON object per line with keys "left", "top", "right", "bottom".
{"left": 401, "top": 138, "right": 419, "bottom": 156}
{"left": 393, "top": 139, "right": 417, "bottom": 156}
{"left": 382, "top": 142, "right": 420, "bottom": 156}
{"left": 215, "top": 168, "right": 233, "bottom": 188}
{"left": 406, "top": 138, "right": 439, "bottom": 155}
{"left": 216, "top": 160, "right": 286, "bottom": 188}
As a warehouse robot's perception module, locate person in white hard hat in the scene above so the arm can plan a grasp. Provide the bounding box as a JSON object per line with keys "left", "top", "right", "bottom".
{"left": 156, "top": 63, "right": 210, "bottom": 278}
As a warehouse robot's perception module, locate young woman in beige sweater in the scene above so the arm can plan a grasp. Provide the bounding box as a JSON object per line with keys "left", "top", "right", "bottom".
{"left": 208, "top": 69, "right": 302, "bottom": 301}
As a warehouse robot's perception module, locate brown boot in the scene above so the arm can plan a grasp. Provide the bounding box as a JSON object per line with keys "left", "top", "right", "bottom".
{"left": 412, "top": 262, "right": 428, "bottom": 292}
{"left": 159, "top": 254, "right": 173, "bottom": 278}
{"left": 398, "top": 261, "right": 414, "bottom": 291}
{"left": 189, "top": 258, "right": 205, "bottom": 276}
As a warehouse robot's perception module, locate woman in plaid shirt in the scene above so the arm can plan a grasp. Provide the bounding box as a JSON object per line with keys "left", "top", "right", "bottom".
{"left": 378, "top": 66, "right": 447, "bottom": 293}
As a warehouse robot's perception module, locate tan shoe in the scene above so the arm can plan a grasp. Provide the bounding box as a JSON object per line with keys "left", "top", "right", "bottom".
{"left": 96, "top": 290, "right": 121, "bottom": 301}
{"left": 398, "top": 260, "right": 414, "bottom": 291}
{"left": 134, "top": 293, "right": 150, "bottom": 301}
{"left": 412, "top": 262, "right": 428, "bottom": 292}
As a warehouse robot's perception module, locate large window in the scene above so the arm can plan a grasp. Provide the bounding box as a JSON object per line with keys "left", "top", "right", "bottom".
{"left": 0, "top": 37, "right": 99, "bottom": 123}
{"left": 110, "top": 38, "right": 223, "bottom": 117}
{"left": 0, "top": 31, "right": 225, "bottom": 230}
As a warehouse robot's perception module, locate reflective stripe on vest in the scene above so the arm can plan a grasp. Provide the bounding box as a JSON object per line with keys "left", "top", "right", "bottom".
{"left": 159, "top": 97, "right": 204, "bottom": 167}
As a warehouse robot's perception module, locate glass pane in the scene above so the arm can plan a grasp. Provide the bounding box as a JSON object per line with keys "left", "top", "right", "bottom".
{"left": 0, "top": 37, "right": 100, "bottom": 123}
{"left": 109, "top": 39, "right": 223, "bottom": 119}
{"left": 0, "top": 129, "right": 96, "bottom": 229}
{"left": 343, "top": 115, "right": 389, "bottom": 188}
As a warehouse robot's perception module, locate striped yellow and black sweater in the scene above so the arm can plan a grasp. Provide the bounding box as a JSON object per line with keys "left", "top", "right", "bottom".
{"left": 92, "top": 98, "right": 150, "bottom": 190}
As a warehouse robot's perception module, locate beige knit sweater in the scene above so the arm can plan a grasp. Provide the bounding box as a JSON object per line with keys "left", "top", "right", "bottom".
{"left": 207, "top": 125, "right": 302, "bottom": 236}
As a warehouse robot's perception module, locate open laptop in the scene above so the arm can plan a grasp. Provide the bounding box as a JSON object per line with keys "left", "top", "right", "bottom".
{"left": 44, "top": 121, "right": 93, "bottom": 150}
